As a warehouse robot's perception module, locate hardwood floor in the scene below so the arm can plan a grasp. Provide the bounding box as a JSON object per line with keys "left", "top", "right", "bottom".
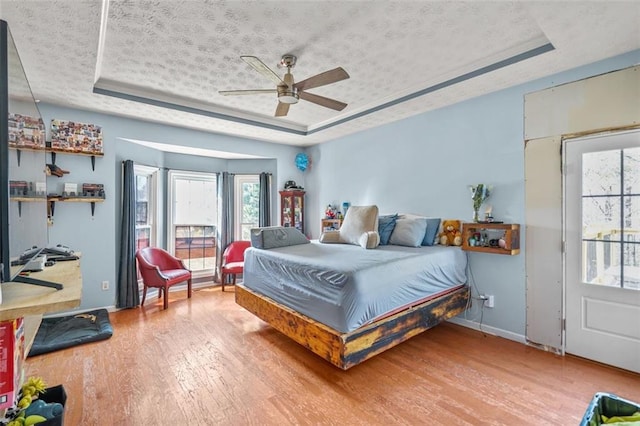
{"left": 25, "top": 287, "right": 640, "bottom": 425}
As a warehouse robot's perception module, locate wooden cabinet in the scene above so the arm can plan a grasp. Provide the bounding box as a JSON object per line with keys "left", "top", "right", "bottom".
{"left": 321, "top": 218, "right": 342, "bottom": 233}
{"left": 461, "top": 223, "right": 520, "bottom": 255}
{"left": 279, "top": 190, "right": 305, "bottom": 234}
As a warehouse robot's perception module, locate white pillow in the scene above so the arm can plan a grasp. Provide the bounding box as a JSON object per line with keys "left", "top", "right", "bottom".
{"left": 399, "top": 213, "right": 441, "bottom": 246}
{"left": 339, "top": 205, "right": 379, "bottom": 248}
{"left": 389, "top": 218, "right": 427, "bottom": 247}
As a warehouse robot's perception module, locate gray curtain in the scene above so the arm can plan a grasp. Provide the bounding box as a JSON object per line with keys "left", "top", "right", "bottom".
{"left": 214, "top": 172, "right": 234, "bottom": 282}
{"left": 259, "top": 172, "right": 271, "bottom": 227}
{"left": 117, "top": 160, "right": 140, "bottom": 308}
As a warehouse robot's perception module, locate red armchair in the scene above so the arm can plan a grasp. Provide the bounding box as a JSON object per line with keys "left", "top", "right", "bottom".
{"left": 136, "top": 247, "right": 192, "bottom": 309}
{"left": 220, "top": 241, "right": 251, "bottom": 291}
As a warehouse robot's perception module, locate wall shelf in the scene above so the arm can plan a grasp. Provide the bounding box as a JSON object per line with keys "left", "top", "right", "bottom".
{"left": 9, "top": 146, "right": 45, "bottom": 166}
{"left": 321, "top": 218, "right": 342, "bottom": 232}
{"left": 48, "top": 148, "right": 104, "bottom": 171}
{"left": 10, "top": 146, "right": 103, "bottom": 170}
{"left": 47, "top": 196, "right": 105, "bottom": 217}
{"left": 9, "top": 195, "right": 46, "bottom": 217}
{"left": 11, "top": 196, "right": 105, "bottom": 218}
{"left": 461, "top": 223, "right": 520, "bottom": 255}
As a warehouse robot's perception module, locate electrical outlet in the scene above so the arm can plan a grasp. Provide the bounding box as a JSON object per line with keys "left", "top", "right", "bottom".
{"left": 486, "top": 295, "right": 495, "bottom": 308}
{"left": 101, "top": 280, "right": 109, "bottom": 291}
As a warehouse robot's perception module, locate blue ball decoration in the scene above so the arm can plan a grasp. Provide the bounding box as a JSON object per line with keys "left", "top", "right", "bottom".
{"left": 295, "top": 153, "right": 309, "bottom": 172}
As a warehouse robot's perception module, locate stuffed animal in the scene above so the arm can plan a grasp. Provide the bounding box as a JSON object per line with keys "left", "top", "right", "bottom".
{"left": 439, "top": 219, "right": 462, "bottom": 246}
{"left": 325, "top": 204, "right": 337, "bottom": 219}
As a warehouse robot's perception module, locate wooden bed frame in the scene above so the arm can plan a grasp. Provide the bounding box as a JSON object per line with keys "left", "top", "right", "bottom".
{"left": 235, "top": 284, "right": 470, "bottom": 370}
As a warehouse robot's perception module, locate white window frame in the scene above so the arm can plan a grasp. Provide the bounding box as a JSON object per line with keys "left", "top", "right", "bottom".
{"left": 133, "top": 164, "right": 159, "bottom": 252}
{"left": 167, "top": 170, "right": 217, "bottom": 275}
{"left": 234, "top": 174, "right": 260, "bottom": 240}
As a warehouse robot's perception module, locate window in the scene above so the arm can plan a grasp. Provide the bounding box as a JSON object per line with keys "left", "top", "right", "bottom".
{"left": 234, "top": 175, "right": 260, "bottom": 240}
{"left": 582, "top": 147, "right": 640, "bottom": 290}
{"left": 168, "top": 171, "right": 217, "bottom": 273}
{"left": 134, "top": 165, "right": 158, "bottom": 252}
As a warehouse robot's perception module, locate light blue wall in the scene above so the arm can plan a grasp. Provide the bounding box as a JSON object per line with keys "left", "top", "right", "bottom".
{"left": 36, "top": 49, "right": 639, "bottom": 332}
{"left": 35, "top": 105, "right": 301, "bottom": 310}
{"left": 305, "top": 49, "right": 640, "bottom": 336}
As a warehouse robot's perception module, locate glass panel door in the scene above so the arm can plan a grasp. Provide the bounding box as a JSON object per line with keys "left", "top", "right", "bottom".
{"left": 581, "top": 147, "right": 640, "bottom": 289}
{"left": 565, "top": 130, "right": 640, "bottom": 373}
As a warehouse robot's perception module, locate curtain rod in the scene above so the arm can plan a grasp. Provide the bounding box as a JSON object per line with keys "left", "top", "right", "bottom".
{"left": 121, "top": 160, "right": 162, "bottom": 168}
{"left": 123, "top": 160, "right": 272, "bottom": 175}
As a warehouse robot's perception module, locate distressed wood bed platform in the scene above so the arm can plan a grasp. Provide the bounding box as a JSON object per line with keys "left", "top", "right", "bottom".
{"left": 235, "top": 284, "right": 470, "bottom": 370}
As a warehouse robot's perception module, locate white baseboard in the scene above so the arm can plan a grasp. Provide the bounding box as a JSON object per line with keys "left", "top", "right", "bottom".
{"left": 43, "top": 305, "right": 117, "bottom": 318}
{"left": 137, "top": 281, "right": 219, "bottom": 307}
{"left": 447, "top": 317, "right": 527, "bottom": 345}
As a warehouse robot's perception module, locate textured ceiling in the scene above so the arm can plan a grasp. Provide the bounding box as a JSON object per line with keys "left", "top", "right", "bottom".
{"left": 1, "top": 1, "right": 639, "bottom": 148}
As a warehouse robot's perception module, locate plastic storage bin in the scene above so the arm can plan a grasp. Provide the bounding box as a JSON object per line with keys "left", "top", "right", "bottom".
{"left": 38, "top": 385, "right": 66, "bottom": 426}
{"left": 580, "top": 392, "right": 640, "bottom": 426}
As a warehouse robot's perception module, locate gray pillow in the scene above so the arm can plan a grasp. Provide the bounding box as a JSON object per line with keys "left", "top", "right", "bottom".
{"left": 389, "top": 218, "right": 427, "bottom": 247}
{"left": 250, "top": 226, "right": 309, "bottom": 249}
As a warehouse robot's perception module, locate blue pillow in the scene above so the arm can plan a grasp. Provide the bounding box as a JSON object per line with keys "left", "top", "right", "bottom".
{"left": 422, "top": 218, "right": 441, "bottom": 246}
{"left": 378, "top": 214, "right": 398, "bottom": 245}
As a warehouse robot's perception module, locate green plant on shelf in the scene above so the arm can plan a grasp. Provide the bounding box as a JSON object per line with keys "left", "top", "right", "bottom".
{"left": 469, "top": 183, "right": 491, "bottom": 222}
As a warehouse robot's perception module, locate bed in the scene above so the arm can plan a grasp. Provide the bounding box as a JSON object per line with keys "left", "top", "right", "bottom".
{"left": 235, "top": 241, "right": 469, "bottom": 370}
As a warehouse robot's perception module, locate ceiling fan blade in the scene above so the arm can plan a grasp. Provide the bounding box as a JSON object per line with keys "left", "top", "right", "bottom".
{"left": 294, "top": 67, "right": 349, "bottom": 91}
{"left": 298, "top": 91, "right": 347, "bottom": 111}
{"left": 275, "top": 102, "right": 290, "bottom": 117}
{"left": 241, "top": 56, "right": 285, "bottom": 86}
{"left": 219, "top": 89, "right": 277, "bottom": 96}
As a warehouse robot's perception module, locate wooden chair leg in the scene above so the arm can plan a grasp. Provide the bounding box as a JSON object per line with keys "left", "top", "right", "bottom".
{"left": 232, "top": 274, "right": 237, "bottom": 286}
{"left": 221, "top": 273, "right": 226, "bottom": 292}
{"left": 141, "top": 285, "right": 148, "bottom": 307}
{"left": 163, "top": 285, "right": 169, "bottom": 310}
{"left": 187, "top": 279, "right": 192, "bottom": 298}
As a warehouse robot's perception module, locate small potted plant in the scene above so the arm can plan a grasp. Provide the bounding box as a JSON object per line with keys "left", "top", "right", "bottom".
{"left": 469, "top": 184, "right": 491, "bottom": 223}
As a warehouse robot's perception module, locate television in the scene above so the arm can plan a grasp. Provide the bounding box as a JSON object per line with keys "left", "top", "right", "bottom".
{"left": 0, "top": 20, "right": 60, "bottom": 289}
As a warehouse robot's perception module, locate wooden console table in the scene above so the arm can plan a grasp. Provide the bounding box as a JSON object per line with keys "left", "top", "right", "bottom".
{"left": 0, "top": 258, "right": 82, "bottom": 352}
{"left": 0, "top": 258, "right": 81, "bottom": 417}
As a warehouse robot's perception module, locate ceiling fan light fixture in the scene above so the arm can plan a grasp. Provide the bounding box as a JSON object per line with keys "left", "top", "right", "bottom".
{"left": 278, "top": 94, "right": 299, "bottom": 104}
{"left": 277, "top": 87, "right": 299, "bottom": 104}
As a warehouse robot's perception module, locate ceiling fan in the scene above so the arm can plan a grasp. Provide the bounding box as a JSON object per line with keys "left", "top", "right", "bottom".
{"left": 219, "top": 54, "right": 350, "bottom": 117}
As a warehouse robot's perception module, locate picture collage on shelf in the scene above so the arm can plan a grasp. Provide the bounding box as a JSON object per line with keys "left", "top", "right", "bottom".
{"left": 50, "top": 119, "right": 103, "bottom": 154}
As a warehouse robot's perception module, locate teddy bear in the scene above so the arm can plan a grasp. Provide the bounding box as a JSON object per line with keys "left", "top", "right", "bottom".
{"left": 439, "top": 219, "right": 462, "bottom": 246}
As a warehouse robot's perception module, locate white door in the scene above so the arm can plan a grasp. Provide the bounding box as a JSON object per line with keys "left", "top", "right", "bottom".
{"left": 565, "top": 130, "right": 640, "bottom": 373}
